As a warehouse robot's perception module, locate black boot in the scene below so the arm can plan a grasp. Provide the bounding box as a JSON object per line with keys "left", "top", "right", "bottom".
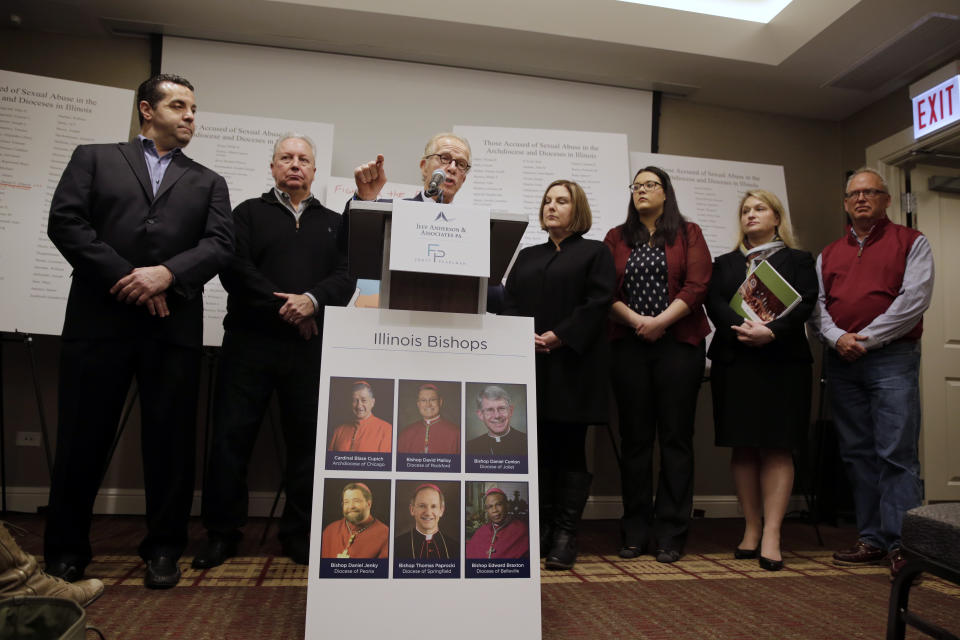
{"left": 538, "top": 466, "right": 559, "bottom": 558}
{"left": 545, "top": 471, "right": 592, "bottom": 570}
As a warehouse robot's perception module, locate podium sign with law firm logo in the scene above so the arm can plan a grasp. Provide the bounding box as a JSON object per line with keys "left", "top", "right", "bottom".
{"left": 390, "top": 200, "right": 491, "bottom": 278}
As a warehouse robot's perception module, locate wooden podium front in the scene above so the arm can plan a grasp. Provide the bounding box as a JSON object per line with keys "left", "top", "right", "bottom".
{"left": 346, "top": 200, "right": 527, "bottom": 314}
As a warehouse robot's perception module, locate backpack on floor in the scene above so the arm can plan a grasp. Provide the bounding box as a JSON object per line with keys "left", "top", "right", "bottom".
{"left": 0, "top": 596, "right": 104, "bottom": 640}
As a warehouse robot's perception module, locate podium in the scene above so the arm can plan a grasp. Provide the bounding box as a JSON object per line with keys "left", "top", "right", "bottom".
{"left": 346, "top": 200, "right": 527, "bottom": 314}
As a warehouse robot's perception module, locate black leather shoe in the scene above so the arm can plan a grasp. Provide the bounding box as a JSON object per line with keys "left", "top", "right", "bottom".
{"left": 656, "top": 548, "right": 680, "bottom": 564}
{"left": 618, "top": 545, "right": 644, "bottom": 559}
{"left": 144, "top": 555, "right": 181, "bottom": 589}
{"left": 734, "top": 547, "right": 759, "bottom": 560}
{"left": 545, "top": 530, "right": 577, "bottom": 571}
{"left": 759, "top": 555, "right": 784, "bottom": 571}
{"left": 191, "top": 538, "right": 237, "bottom": 569}
{"left": 45, "top": 559, "right": 86, "bottom": 583}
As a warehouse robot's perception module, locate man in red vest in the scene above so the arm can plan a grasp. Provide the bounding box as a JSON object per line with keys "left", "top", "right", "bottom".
{"left": 813, "top": 167, "right": 934, "bottom": 580}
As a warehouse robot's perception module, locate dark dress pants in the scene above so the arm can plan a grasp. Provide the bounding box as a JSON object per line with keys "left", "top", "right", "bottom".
{"left": 611, "top": 333, "right": 704, "bottom": 550}
{"left": 44, "top": 337, "right": 201, "bottom": 566}
{"left": 201, "top": 329, "right": 322, "bottom": 544}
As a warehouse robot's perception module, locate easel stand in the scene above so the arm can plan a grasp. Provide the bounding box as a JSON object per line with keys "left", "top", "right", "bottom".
{"left": 0, "top": 332, "right": 56, "bottom": 514}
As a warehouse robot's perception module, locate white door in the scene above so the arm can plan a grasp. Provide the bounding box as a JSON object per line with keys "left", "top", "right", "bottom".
{"left": 913, "top": 163, "right": 960, "bottom": 502}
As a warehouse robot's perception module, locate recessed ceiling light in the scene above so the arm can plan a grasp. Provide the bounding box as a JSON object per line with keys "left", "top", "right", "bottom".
{"left": 617, "top": 0, "right": 793, "bottom": 24}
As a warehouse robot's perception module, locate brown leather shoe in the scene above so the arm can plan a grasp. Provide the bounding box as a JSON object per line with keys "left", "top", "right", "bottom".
{"left": 0, "top": 522, "right": 104, "bottom": 607}
{"left": 832, "top": 540, "right": 886, "bottom": 565}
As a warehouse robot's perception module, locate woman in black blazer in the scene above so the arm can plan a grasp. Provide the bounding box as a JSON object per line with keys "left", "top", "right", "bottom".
{"left": 502, "top": 179, "right": 615, "bottom": 571}
{"left": 705, "top": 189, "right": 817, "bottom": 571}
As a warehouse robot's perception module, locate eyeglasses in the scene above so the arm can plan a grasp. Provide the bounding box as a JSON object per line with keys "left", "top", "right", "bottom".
{"left": 844, "top": 188, "right": 887, "bottom": 200}
{"left": 480, "top": 406, "right": 510, "bottom": 417}
{"left": 629, "top": 181, "right": 662, "bottom": 193}
{"left": 425, "top": 153, "right": 471, "bottom": 173}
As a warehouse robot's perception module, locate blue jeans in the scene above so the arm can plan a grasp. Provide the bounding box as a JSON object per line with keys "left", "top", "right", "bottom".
{"left": 827, "top": 341, "right": 923, "bottom": 550}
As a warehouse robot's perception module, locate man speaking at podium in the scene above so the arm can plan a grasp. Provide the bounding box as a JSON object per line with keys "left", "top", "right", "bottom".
{"left": 353, "top": 132, "right": 471, "bottom": 204}
{"left": 45, "top": 74, "right": 233, "bottom": 589}
{"left": 348, "top": 132, "right": 503, "bottom": 312}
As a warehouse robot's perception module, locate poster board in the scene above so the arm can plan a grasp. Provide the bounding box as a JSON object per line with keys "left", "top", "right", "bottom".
{"left": 454, "top": 125, "right": 630, "bottom": 250}
{"left": 306, "top": 307, "right": 541, "bottom": 639}
{"left": 0, "top": 70, "right": 133, "bottom": 335}
{"left": 629, "top": 152, "right": 789, "bottom": 259}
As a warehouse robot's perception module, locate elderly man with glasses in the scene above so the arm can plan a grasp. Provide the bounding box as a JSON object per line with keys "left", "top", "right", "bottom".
{"left": 353, "top": 132, "right": 471, "bottom": 204}
{"left": 346, "top": 132, "right": 507, "bottom": 312}
{"left": 812, "top": 167, "right": 934, "bottom": 581}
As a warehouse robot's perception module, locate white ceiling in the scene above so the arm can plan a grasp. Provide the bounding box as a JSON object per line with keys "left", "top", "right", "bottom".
{"left": 4, "top": 0, "right": 960, "bottom": 120}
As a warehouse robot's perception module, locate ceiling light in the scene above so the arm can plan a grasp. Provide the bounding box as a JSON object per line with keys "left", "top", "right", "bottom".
{"left": 617, "top": 0, "right": 793, "bottom": 23}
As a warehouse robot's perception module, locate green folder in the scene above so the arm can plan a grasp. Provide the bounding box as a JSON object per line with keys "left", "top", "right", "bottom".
{"left": 729, "top": 260, "right": 801, "bottom": 322}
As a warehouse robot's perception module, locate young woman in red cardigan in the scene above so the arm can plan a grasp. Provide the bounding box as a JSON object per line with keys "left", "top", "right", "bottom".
{"left": 604, "top": 166, "right": 712, "bottom": 563}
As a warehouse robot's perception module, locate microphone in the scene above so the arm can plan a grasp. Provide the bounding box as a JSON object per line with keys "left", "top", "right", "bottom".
{"left": 424, "top": 169, "right": 444, "bottom": 198}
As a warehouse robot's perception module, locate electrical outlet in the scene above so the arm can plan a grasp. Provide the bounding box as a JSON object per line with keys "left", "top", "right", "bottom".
{"left": 16, "top": 431, "right": 42, "bottom": 447}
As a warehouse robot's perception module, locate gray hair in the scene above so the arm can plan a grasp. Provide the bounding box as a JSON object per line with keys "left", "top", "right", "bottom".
{"left": 845, "top": 167, "right": 888, "bottom": 194}
{"left": 476, "top": 385, "right": 511, "bottom": 410}
{"left": 273, "top": 132, "right": 316, "bottom": 159}
{"left": 423, "top": 132, "right": 471, "bottom": 160}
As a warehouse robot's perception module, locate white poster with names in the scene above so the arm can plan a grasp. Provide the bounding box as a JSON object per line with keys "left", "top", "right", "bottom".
{"left": 306, "top": 307, "right": 541, "bottom": 639}
{"left": 390, "top": 200, "right": 491, "bottom": 277}
{"left": 323, "top": 176, "right": 421, "bottom": 212}
{"left": 185, "top": 112, "right": 334, "bottom": 346}
{"left": 0, "top": 70, "right": 133, "bottom": 335}
{"left": 453, "top": 125, "right": 630, "bottom": 250}
{"left": 630, "top": 152, "right": 789, "bottom": 260}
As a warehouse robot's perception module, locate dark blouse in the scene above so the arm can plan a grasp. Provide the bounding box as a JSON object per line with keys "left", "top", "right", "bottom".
{"left": 624, "top": 244, "right": 669, "bottom": 316}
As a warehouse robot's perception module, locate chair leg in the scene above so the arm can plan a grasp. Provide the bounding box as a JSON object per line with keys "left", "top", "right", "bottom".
{"left": 886, "top": 562, "right": 922, "bottom": 640}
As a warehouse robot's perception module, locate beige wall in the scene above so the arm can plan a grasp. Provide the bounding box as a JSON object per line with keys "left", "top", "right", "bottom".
{"left": 0, "top": 28, "right": 916, "bottom": 513}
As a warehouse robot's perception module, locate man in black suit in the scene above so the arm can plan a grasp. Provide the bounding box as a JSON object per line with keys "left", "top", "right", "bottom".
{"left": 44, "top": 74, "right": 233, "bottom": 589}
{"left": 192, "top": 134, "right": 354, "bottom": 569}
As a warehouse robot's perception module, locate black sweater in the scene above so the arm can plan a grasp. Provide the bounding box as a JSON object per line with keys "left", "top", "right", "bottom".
{"left": 220, "top": 190, "right": 355, "bottom": 337}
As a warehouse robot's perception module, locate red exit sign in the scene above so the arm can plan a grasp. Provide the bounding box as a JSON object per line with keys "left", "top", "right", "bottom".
{"left": 913, "top": 75, "right": 959, "bottom": 139}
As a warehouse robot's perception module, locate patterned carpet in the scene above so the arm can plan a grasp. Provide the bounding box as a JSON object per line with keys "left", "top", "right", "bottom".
{"left": 4, "top": 514, "right": 958, "bottom": 639}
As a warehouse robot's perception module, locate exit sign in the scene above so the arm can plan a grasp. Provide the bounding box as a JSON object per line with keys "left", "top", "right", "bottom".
{"left": 913, "top": 75, "right": 959, "bottom": 139}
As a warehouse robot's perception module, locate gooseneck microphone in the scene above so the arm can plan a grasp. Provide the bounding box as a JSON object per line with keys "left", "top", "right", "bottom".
{"left": 424, "top": 169, "right": 445, "bottom": 198}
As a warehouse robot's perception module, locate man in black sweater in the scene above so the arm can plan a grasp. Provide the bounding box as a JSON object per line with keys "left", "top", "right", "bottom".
{"left": 193, "top": 134, "right": 354, "bottom": 568}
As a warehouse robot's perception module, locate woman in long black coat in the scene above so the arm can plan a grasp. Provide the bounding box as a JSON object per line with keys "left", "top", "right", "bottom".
{"left": 502, "top": 179, "right": 615, "bottom": 570}
{"left": 705, "top": 189, "right": 817, "bottom": 571}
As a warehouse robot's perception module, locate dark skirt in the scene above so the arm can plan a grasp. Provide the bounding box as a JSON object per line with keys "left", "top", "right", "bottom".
{"left": 710, "top": 359, "right": 812, "bottom": 450}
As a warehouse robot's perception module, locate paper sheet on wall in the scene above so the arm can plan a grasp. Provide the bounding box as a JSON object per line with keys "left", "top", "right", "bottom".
{"left": 323, "top": 176, "right": 421, "bottom": 211}
{"left": 0, "top": 70, "right": 134, "bottom": 336}
{"left": 629, "top": 152, "right": 789, "bottom": 260}
{"left": 184, "top": 113, "right": 334, "bottom": 346}
{"left": 453, "top": 126, "right": 629, "bottom": 249}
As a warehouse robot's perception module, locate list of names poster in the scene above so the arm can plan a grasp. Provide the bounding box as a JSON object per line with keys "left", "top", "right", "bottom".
{"left": 0, "top": 70, "right": 133, "bottom": 335}
{"left": 453, "top": 126, "right": 629, "bottom": 251}
{"left": 630, "top": 152, "right": 789, "bottom": 260}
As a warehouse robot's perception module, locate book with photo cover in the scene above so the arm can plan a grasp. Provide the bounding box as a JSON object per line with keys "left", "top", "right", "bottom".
{"left": 729, "top": 260, "right": 801, "bottom": 322}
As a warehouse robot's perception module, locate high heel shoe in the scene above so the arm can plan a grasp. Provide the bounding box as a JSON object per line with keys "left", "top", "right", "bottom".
{"left": 759, "top": 555, "right": 784, "bottom": 571}
{"left": 734, "top": 547, "right": 758, "bottom": 560}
